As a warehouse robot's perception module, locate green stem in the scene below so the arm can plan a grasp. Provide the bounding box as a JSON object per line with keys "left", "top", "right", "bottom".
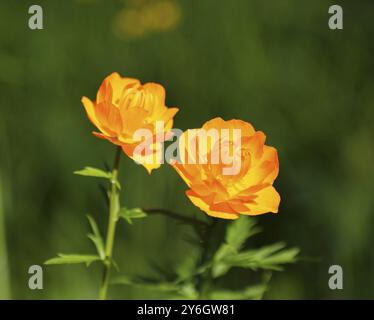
{"left": 142, "top": 208, "right": 209, "bottom": 227}
{"left": 197, "top": 220, "right": 218, "bottom": 299}
{"left": 99, "top": 146, "right": 121, "bottom": 300}
{"left": 198, "top": 271, "right": 212, "bottom": 300}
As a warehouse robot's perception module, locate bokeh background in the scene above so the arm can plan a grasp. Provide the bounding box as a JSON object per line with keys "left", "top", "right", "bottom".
{"left": 1, "top": 0, "right": 374, "bottom": 299}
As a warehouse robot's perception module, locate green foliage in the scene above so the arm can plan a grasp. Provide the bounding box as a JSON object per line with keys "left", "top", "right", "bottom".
{"left": 213, "top": 217, "right": 260, "bottom": 265}
{"left": 222, "top": 243, "right": 299, "bottom": 272}
{"left": 74, "top": 167, "right": 111, "bottom": 179}
{"left": 45, "top": 215, "right": 106, "bottom": 268}
{"left": 113, "top": 216, "right": 299, "bottom": 300}
{"left": 112, "top": 275, "right": 180, "bottom": 292}
{"left": 52, "top": 162, "right": 297, "bottom": 299}
{"left": 226, "top": 217, "right": 261, "bottom": 250}
{"left": 44, "top": 254, "right": 101, "bottom": 267}
{"left": 44, "top": 187, "right": 297, "bottom": 299}
{"left": 112, "top": 276, "right": 199, "bottom": 299}
{"left": 210, "top": 281, "right": 268, "bottom": 300}
{"left": 74, "top": 166, "right": 121, "bottom": 189}
{"left": 175, "top": 248, "right": 201, "bottom": 282}
{"left": 118, "top": 207, "right": 147, "bottom": 224}
{"left": 212, "top": 218, "right": 299, "bottom": 278}
{"left": 86, "top": 215, "right": 105, "bottom": 259}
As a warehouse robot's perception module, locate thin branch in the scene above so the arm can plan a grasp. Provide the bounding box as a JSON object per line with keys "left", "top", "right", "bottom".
{"left": 142, "top": 208, "right": 210, "bottom": 227}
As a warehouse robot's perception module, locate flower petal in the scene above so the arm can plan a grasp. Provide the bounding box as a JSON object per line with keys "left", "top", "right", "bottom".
{"left": 243, "top": 185, "right": 281, "bottom": 215}
{"left": 97, "top": 72, "right": 139, "bottom": 105}
{"left": 143, "top": 82, "right": 166, "bottom": 107}
{"left": 122, "top": 142, "right": 163, "bottom": 174}
{"left": 186, "top": 190, "right": 239, "bottom": 219}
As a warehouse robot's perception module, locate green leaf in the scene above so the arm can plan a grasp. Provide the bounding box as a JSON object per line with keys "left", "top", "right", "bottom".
{"left": 86, "top": 215, "right": 105, "bottom": 260}
{"left": 210, "top": 273, "right": 272, "bottom": 300}
{"left": 111, "top": 276, "right": 180, "bottom": 292}
{"left": 118, "top": 207, "right": 147, "bottom": 224}
{"left": 110, "top": 258, "right": 120, "bottom": 272}
{"left": 44, "top": 254, "right": 101, "bottom": 267}
{"left": 253, "top": 247, "right": 300, "bottom": 270}
{"left": 212, "top": 242, "right": 299, "bottom": 277}
{"left": 224, "top": 243, "right": 299, "bottom": 271}
{"left": 213, "top": 244, "right": 236, "bottom": 266}
{"left": 211, "top": 278, "right": 270, "bottom": 300}
{"left": 225, "top": 216, "right": 260, "bottom": 250}
{"left": 212, "top": 217, "right": 261, "bottom": 277}
{"left": 211, "top": 260, "right": 231, "bottom": 278}
{"left": 210, "top": 285, "right": 266, "bottom": 300}
{"left": 176, "top": 249, "right": 201, "bottom": 281}
{"left": 115, "top": 181, "right": 122, "bottom": 190}
{"left": 74, "top": 167, "right": 111, "bottom": 179}
{"left": 215, "top": 217, "right": 260, "bottom": 262}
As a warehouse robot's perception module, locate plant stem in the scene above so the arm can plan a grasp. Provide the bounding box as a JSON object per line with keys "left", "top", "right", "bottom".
{"left": 99, "top": 146, "right": 121, "bottom": 300}
{"left": 198, "top": 271, "right": 213, "bottom": 299}
{"left": 197, "top": 220, "right": 218, "bottom": 299}
{"left": 142, "top": 208, "right": 209, "bottom": 227}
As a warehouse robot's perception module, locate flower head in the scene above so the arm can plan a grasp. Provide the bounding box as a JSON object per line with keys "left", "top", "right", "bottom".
{"left": 172, "top": 117, "right": 280, "bottom": 219}
{"left": 82, "top": 72, "right": 178, "bottom": 173}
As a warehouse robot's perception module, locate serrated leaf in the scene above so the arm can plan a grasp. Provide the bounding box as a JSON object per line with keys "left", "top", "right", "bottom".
{"left": 224, "top": 244, "right": 299, "bottom": 271}
{"left": 86, "top": 215, "right": 105, "bottom": 259}
{"left": 253, "top": 247, "right": 300, "bottom": 269}
{"left": 176, "top": 248, "right": 201, "bottom": 281}
{"left": 118, "top": 207, "right": 147, "bottom": 224}
{"left": 212, "top": 243, "right": 299, "bottom": 277}
{"left": 228, "top": 242, "right": 286, "bottom": 263}
{"left": 44, "top": 254, "right": 101, "bottom": 267}
{"left": 212, "top": 217, "right": 260, "bottom": 276}
{"left": 210, "top": 272, "right": 272, "bottom": 300}
{"left": 214, "top": 244, "right": 236, "bottom": 264}
{"left": 225, "top": 216, "right": 260, "bottom": 250}
{"left": 178, "top": 283, "right": 198, "bottom": 299}
{"left": 74, "top": 167, "right": 111, "bottom": 179}
{"left": 211, "top": 261, "right": 231, "bottom": 278}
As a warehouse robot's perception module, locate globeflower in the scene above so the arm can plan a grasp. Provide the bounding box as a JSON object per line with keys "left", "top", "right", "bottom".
{"left": 171, "top": 117, "right": 280, "bottom": 219}
{"left": 81, "top": 72, "right": 178, "bottom": 173}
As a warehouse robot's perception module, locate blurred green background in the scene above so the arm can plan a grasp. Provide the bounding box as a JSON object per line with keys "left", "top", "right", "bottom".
{"left": 1, "top": 0, "right": 374, "bottom": 299}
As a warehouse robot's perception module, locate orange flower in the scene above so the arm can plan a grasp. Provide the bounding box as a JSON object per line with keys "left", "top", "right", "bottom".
{"left": 82, "top": 72, "right": 178, "bottom": 173}
{"left": 172, "top": 118, "right": 280, "bottom": 219}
